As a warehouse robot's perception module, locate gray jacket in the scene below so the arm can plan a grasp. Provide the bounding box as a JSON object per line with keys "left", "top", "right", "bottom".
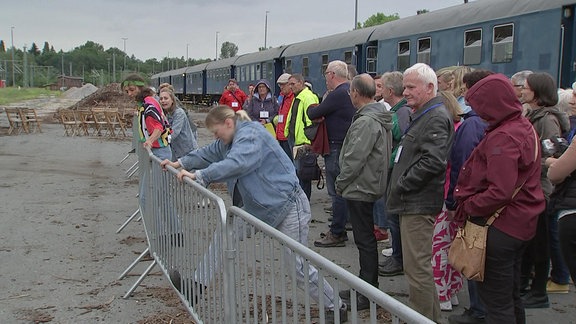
{"left": 167, "top": 106, "right": 198, "bottom": 160}
{"left": 336, "top": 102, "right": 393, "bottom": 202}
{"left": 387, "top": 96, "right": 455, "bottom": 215}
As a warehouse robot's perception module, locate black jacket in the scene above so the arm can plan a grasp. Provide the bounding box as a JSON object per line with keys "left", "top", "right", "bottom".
{"left": 387, "top": 96, "right": 454, "bottom": 215}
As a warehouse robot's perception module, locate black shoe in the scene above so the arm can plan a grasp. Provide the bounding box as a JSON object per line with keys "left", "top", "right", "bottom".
{"left": 168, "top": 269, "right": 204, "bottom": 305}
{"left": 345, "top": 222, "right": 353, "bottom": 231}
{"left": 325, "top": 304, "right": 348, "bottom": 323}
{"left": 522, "top": 291, "right": 549, "bottom": 308}
{"left": 378, "top": 256, "right": 403, "bottom": 277}
{"left": 448, "top": 308, "right": 485, "bottom": 324}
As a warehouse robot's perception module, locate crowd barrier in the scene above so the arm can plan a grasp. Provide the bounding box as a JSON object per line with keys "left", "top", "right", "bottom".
{"left": 120, "top": 123, "right": 434, "bottom": 323}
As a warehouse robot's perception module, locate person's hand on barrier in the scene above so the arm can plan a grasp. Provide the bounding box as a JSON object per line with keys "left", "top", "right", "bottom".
{"left": 177, "top": 169, "right": 196, "bottom": 182}
{"left": 160, "top": 159, "right": 180, "bottom": 170}
{"left": 143, "top": 140, "right": 153, "bottom": 149}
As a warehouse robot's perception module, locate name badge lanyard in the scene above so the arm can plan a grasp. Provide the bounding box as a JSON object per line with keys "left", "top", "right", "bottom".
{"left": 403, "top": 103, "right": 443, "bottom": 136}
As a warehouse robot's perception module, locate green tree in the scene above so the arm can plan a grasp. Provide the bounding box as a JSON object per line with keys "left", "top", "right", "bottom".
{"left": 417, "top": 9, "right": 430, "bottom": 15}
{"left": 42, "top": 41, "right": 50, "bottom": 54}
{"left": 29, "top": 42, "right": 40, "bottom": 56}
{"left": 220, "top": 41, "right": 238, "bottom": 59}
{"left": 0, "top": 40, "right": 5, "bottom": 52}
{"left": 360, "top": 12, "right": 400, "bottom": 28}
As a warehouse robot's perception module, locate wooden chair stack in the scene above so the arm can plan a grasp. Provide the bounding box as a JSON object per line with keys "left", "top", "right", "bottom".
{"left": 4, "top": 107, "right": 43, "bottom": 135}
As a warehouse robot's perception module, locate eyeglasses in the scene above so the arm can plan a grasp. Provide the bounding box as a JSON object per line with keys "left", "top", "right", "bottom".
{"left": 514, "top": 84, "right": 526, "bottom": 89}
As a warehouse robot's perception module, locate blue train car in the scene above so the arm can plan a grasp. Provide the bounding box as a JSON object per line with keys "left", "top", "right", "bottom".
{"left": 205, "top": 56, "right": 240, "bottom": 102}
{"left": 184, "top": 62, "right": 210, "bottom": 103}
{"left": 150, "top": 72, "right": 162, "bottom": 90}
{"left": 281, "top": 27, "right": 376, "bottom": 96}
{"left": 370, "top": 0, "right": 576, "bottom": 87}
{"left": 234, "top": 46, "right": 288, "bottom": 96}
{"left": 168, "top": 67, "right": 188, "bottom": 97}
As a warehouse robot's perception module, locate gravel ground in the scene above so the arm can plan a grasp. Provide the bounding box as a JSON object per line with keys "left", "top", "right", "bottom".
{"left": 0, "top": 97, "right": 574, "bottom": 323}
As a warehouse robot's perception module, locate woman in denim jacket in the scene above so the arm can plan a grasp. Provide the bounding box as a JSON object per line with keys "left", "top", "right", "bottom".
{"left": 160, "top": 105, "right": 346, "bottom": 319}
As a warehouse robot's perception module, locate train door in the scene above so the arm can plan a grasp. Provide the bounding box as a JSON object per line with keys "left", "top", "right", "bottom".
{"left": 560, "top": 5, "right": 576, "bottom": 88}
{"left": 365, "top": 41, "right": 378, "bottom": 75}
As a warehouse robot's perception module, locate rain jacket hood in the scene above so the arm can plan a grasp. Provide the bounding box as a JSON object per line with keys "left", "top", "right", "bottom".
{"left": 465, "top": 73, "right": 522, "bottom": 130}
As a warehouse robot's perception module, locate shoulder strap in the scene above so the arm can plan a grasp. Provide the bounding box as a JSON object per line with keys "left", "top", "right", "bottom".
{"left": 486, "top": 127, "right": 539, "bottom": 226}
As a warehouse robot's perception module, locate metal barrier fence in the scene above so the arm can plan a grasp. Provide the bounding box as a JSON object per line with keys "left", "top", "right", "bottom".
{"left": 121, "top": 123, "right": 434, "bottom": 323}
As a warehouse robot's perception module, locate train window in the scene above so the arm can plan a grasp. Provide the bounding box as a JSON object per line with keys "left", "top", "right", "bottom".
{"left": 266, "top": 62, "right": 273, "bottom": 81}
{"left": 303, "top": 57, "right": 309, "bottom": 77}
{"left": 344, "top": 51, "right": 353, "bottom": 64}
{"left": 256, "top": 64, "right": 261, "bottom": 79}
{"left": 397, "top": 41, "right": 410, "bottom": 71}
{"left": 286, "top": 59, "right": 292, "bottom": 74}
{"left": 464, "top": 29, "right": 482, "bottom": 65}
{"left": 492, "top": 24, "right": 514, "bottom": 63}
{"left": 366, "top": 46, "right": 377, "bottom": 74}
{"left": 417, "top": 37, "right": 431, "bottom": 65}
{"left": 322, "top": 55, "right": 329, "bottom": 74}
{"left": 250, "top": 65, "right": 255, "bottom": 81}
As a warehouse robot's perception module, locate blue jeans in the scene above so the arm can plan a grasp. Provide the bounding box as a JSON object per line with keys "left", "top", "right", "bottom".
{"left": 324, "top": 145, "right": 348, "bottom": 235}
{"left": 549, "top": 210, "right": 570, "bottom": 284}
{"left": 388, "top": 213, "right": 402, "bottom": 263}
{"left": 467, "top": 280, "right": 486, "bottom": 318}
{"left": 373, "top": 196, "right": 388, "bottom": 229}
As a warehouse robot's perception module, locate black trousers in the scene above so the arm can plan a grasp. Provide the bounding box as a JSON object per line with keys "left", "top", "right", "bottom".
{"left": 478, "top": 226, "right": 528, "bottom": 324}
{"left": 559, "top": 213, "right": 576, "bottom": 286}
{"left": 347, "top": 199, "right": 378, "bottom": 287}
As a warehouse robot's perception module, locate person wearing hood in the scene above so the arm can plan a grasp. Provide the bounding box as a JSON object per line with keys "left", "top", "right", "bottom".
{"left": 243, "top": 79, "right": 279, "bottom": 124}
{"left": 520, "top": 72, "right": 570, "bottom": 308}
{"left": 387, "top": 63, "right": 454, "bottom": 322}
{"left": 454, "top": 73, "right": 545, "bottom": 324}
{"left": 336, "top": 74, "right": 392, "bottom": 310}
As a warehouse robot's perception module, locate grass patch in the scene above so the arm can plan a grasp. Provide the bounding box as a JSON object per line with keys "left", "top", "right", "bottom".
{"left": 0, "top": 88, "right": 61, "bottom": 105}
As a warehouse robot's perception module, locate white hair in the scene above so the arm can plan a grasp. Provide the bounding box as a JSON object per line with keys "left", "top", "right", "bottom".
{"left": 404, "top": 63, "right": 438, "bottom": 94}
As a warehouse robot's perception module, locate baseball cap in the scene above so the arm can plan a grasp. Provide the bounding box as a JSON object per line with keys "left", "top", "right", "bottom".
{"left": 277, "top": 73, "right": 291, "bottom": 84}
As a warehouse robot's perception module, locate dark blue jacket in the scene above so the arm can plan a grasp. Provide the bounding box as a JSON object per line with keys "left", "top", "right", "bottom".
{"left": 445, "top": 110, "right": 488, "bottom": 210}
{"left": 307, "top": 82, "right": 355, "bottom": 145}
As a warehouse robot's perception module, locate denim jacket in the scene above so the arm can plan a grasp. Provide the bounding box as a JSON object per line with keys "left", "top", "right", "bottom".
{"left": 178, "top": 120, "right": 300, "bottom": 227}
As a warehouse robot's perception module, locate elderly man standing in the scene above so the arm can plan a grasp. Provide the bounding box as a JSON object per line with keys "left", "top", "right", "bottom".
{"left": 387, "top": 63, "right": 454, "bottom": 322}
{"left": 336, "top": 73, "right": 392, "bottom": 309}
{"left": 308, "top": 60, "right": 356, "bottom": 247}
{"left": 284, "top": 73, "right": 319, "bottom": 199}
{"left": 219, "top": 78, "right": 247, "bottom": 111}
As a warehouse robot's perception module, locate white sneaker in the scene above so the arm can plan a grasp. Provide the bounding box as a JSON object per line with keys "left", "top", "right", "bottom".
{"left": 440, "top": 300, "right": 452, "bottom": 311}
{"left": 381, "top": 248, "right": 393, "bottom": 257}
{"left": 451, "top": 295, "right": 459, "bottom": 306}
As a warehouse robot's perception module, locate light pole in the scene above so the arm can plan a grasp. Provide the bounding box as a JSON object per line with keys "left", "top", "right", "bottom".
{"left": 215, "top": 31, "right": 219, "bottom": 61}
{"left": 354, "top": 0, "right": 358, "bottom": 29}
{"left": 186, "top": 43, "right": 189, "bottom": 64}
{"left": 11, "top": 26, "right": 15, "bottom": 87}
{"left": 264, "top": 11, "right": 269, "bottom": 49}
{"left": 121, "top": 37, "right": 128, "bottom": 72}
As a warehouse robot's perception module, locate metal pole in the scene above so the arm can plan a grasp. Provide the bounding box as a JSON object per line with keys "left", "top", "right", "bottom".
{"left": 215, "top": 31, "right": 219, "bottom": 60}
{"left": 11, "top": 26, "right": 15, "bottom": 87}
{"left": 122, "top": 37, "right": 128, "bottom": 74}
{"left": 186, "top": 43, "right": 189, "bottom": 64}
{"left": 264, "top": 11, "right": 269, "bottom": 49}
{"left": 354, "top": 0, "right": 358, "bottom": 29}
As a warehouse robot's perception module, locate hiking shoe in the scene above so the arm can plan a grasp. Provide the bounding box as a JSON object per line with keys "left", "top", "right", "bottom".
{"left": 325, "top": 304, "right": 348, "bottom": 323}
{"left": 315, "top": 231, "right": 346, "bottom": 247}
{"left": 320, "top": 231, "right": 348, "bottom": 241}
{"left": 338, "top": 290, "right": 370, "bottom": 311}
{"left": 547, "top": 279, "right": 570, "bottom": 294}
{"left": 378, "top": 256, "right": 403, "bottom": 276}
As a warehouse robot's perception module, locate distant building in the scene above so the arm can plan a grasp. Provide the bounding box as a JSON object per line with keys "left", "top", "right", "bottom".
{"left": 49, "top": 75, "right": 84, "bottom": 90}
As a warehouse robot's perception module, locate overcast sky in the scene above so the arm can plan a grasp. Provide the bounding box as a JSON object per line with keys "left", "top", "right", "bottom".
{"left": 2, "top": 0, "right": 469, "bottom": 61}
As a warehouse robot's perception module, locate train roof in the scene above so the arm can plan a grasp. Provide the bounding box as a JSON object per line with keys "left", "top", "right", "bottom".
{"left": 282, "top": 26, "right": 376, "bottom": 56}
{"left": 234, "top": 45, "right": 288, "bottom": 65}
{"left": 370, "top": 0, "right": 575, "bottom": 40}
{"left": 205, "top": 56, "right": 241, "bottom": 70}
{"left": 168, "top": 67, "right": 188, "bottom": 77}
{"left": 185, "top": 62, "right": 210, "bottom": 73}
